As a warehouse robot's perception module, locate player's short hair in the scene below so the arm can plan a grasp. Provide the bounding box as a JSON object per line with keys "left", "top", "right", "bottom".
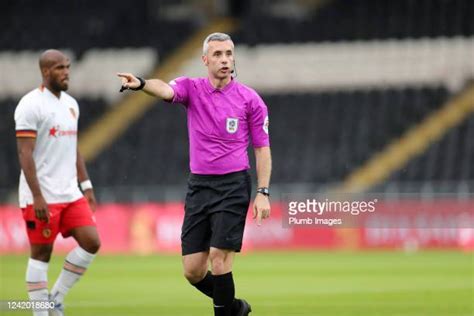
{"left": 202, "top": 32, "right": 234, "bottom": 55}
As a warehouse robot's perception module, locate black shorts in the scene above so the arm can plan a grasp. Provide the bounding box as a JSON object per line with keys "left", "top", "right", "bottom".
{"left": 181, "top": 170, "right": 251, "bottom": 256}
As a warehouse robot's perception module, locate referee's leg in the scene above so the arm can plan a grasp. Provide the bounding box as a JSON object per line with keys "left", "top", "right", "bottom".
{"left": 209, "top": 247, "right": 236, "bottom": 315}
{"left": 183, "top": 248, "right": 249, "bottom": 316}
{"left": 182, "top": 251, "right": 209, "bottom": 285}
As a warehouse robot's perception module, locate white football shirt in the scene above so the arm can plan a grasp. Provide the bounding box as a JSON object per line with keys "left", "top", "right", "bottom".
{"left": 14, "top": 86, "right": 83, "bottom": 207}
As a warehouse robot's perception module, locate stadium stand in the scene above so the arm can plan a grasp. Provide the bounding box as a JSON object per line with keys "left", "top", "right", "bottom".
{"left": 0, "top": 0, "right": 197, "bottom": 201}
{"left": 0, "top": 100, "right": 19, "bottom": 194}
{"left": 2, "top": 0, "right": 196, "bottom": 55}
{"left": 234, "top": 0, "right": 474, "bottom": 43}
{"left": 1, "top": 0, "right": 473, "bottom": 203}
{"left": 390, "top": 115, "right": 474, "bottom": 183}
{"left": 181, "top": 37, "right": 474, "bottom": 93}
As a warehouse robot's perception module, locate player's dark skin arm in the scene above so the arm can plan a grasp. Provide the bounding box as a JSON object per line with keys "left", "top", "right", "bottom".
{"left": 17, "top": 138, "right": 49, "bottom": 222}
{"left": 76, "top": 147, "right": 97, "bottom": 212}
{"left": 253, "top": 146, "right": 272, "bottom": 225}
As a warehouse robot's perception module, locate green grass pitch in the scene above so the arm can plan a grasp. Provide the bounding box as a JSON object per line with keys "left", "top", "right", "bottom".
{"left": 1, "top": 251, "right": 472, "bottom": 315}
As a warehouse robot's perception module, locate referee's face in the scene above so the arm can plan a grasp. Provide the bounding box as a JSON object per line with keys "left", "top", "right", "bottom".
{"left": 203, "top": 40, "right": 234, "bottom": 80}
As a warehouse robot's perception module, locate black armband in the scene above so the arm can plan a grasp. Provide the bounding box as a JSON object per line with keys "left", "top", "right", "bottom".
{"left": 130, "top": 76, "right": 146, "bottom": 91}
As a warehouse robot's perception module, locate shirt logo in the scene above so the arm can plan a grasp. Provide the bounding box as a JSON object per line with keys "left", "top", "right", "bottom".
{"left": 226, "top": 118, "right": 239, "bottom": 134}
{"left": 49, "top": 125, "right": 77, "bottom": 138}
{"left": 263, "top": 116, "right": 269, "bottom": 134}
{"left": 49, "top": 125, "right": 59, "bottom": 137}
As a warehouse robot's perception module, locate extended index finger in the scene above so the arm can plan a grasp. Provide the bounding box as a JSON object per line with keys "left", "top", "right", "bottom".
{"left": 116, "top": 72, "right": 133, "bottom": 80}
{"left": 257, "top": 208, "right": 263, "bottom": 226}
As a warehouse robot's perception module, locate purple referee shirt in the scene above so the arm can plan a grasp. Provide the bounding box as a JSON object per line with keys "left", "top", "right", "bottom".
{"left": 169, "top": 77, "right": 270, "bottom": 175}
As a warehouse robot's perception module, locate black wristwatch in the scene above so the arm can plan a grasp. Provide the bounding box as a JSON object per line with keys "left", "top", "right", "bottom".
{"left": 256, "top": 187, "right": 270, "bottom": 197}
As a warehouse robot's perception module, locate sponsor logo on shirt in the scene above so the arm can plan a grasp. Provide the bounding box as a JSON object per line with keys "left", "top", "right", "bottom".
{"left": 226, "top": 118, "right": 239, "bottom": 134}
{"left": 49, "top": 125, "right": 77, "bottom": 138}
{"left": 263, "top": 116, "right": 269, "bottom": 134}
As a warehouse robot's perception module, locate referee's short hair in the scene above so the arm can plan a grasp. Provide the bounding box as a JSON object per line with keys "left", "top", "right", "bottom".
{"left": 202, "top": 33, "right": 234, "bottom": 55}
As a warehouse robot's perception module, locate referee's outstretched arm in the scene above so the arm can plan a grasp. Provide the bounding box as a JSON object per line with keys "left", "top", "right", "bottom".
{"left": 117, "top": 72, "right": 174, "bottom": 101}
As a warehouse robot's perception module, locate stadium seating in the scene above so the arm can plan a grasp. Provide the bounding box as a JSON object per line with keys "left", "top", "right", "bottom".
{"left": 390, "top": 115, "right": 474, "bottom": 183}
{"left": 181, "top": 37, "right": 474, "bottom": 94}
{"left": 0, "top": 0, "right": 195, "bottom": 201}
{"left": 234, "top": 0, "right": 474, "bottom": 44}
{"left": 1, "top": 0, "right": 472, "bottom": 202}
{"left": 0, "top": 100, "right": 20, "bottom": 197}
{"left": 2, "top": 0, "right": 195, "bottom": 56}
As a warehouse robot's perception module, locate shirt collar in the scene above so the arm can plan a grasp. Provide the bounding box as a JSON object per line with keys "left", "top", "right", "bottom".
{"left": 40, "top": 85, "right": 62, "bottom": 100}
{"left": 205, "top": 77, "right": 235, "bottom": 94}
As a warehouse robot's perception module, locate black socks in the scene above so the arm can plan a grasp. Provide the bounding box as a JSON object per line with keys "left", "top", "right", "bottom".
{"left": 192, "top": 270, "right": 214, "bottom": 298}
{"left": 192, "top": 271, "right": 241, "bottom": 316}
{"left": 212, "top": 272, "right": 235, "bottom": 316}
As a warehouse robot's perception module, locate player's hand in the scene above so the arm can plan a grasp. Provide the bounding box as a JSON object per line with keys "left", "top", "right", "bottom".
{"left": 253, "top": 194, "right": 271, "bottom": 226}
{"left": 117, "top": 72, "right": 140, "bottom": 91}
{"left": 33, "top": 195, "right": 50, "bottom": 223}
{"left": 83, "top": 189, "right": 97, "bottom": 212}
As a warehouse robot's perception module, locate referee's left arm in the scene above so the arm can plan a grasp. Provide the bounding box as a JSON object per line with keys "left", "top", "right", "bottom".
{"left": 255, "top": 146, "right": 271, "bottom": 188}
{"left": 253, "top": 146, "right": 272, "bottom": 225}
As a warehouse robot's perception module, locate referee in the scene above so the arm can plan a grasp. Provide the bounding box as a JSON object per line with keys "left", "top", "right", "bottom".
{"left": 118, "top": 32, "right": 271, "bottom": 316}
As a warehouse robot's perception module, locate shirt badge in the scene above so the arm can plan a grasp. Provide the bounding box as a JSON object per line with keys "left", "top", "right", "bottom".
{"left": 263, "top": 116, "right": 269, "bottom": 134}
{"left": 226, "top": 118, "right": 239, "bottom": 134}
{"left": 42, "top": 228, "right": 52, "bottom": 238}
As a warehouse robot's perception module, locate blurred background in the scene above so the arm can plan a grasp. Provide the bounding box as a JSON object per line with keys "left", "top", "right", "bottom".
{"left": 0, "top": 1, "right": 473, "bottom": 315}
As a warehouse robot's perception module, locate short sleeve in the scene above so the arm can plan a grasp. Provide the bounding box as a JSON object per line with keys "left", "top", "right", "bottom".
{"left": 14, "top": 97, "right": 40, "bottom": 138}
{"left": 168, "top": 76, "right": 191, "bottom": 105}
{"left": 249, "top": 93, "right": 270, "bottom": 148}
{"left": 74, "top": 99, "right": 80, "bottom": 120}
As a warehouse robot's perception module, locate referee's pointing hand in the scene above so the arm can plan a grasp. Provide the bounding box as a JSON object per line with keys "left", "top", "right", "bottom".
{"left": 117, "top": 73, "right": 140, "bottom": 91}
{"left": 253, "top": 194, "right": 271, "bottom": 226}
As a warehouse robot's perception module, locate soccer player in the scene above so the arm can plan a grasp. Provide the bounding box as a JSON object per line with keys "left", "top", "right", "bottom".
{"left": 14, "top": 49, "right": 101, "bottom": 316}
{"left": 118, "top": 32, "right": 272, "bottom": 316}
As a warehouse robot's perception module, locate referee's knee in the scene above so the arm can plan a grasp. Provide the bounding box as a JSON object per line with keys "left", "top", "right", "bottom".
{"left": 209, "top": 250, "right": 232, "bottom": 275}
{"left": 184, "top": 267, "right": 207, "bottom": 284}
{"left": 210, "top": 260, "right": 226, "bottom": 275}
